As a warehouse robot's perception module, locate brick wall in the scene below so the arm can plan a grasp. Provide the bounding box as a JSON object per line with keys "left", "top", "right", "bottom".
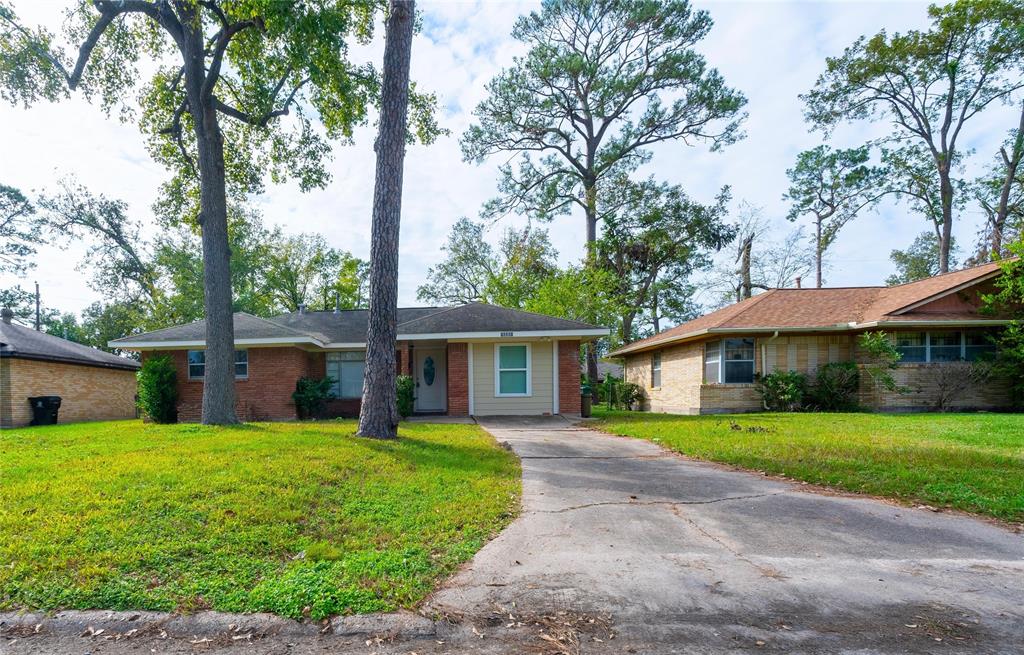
{"left": 447, "top": 342, "right": 469, "bottom": 416}
{"left": 623, "top": 331, "right": 1015, "bottom": 415}
{"left": 1, "top": 357, "right": 137, "bottom": 428}
{"left": 145, "top": 347, "right": 313, "bottom": 422}
{"left": 558, "top": 340, "right": 582, "bottom": 415}
{"left": 624, "top": 341, "right": 704, "bottom": 414}
{"left": 851, "top": 337, "right": 1013, "bottom": 411}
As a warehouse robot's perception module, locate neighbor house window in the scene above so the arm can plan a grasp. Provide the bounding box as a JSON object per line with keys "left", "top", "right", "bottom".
{"left": 893, "top": 330, "right": 998, "bottom": 363}
{"left": 187, "top": 350, "right": 248, "bottom": 380}
{"left": 704, "top": 339, "right": 755, "bottom": 384}
{"left": 651, "top": 351, "right": 662, "bottom": 388}
{"left": 496, "top": 344, "right": 531, "bottom": 396}
{"left": 326, "top": 351, "right": 365, "bottom": 399}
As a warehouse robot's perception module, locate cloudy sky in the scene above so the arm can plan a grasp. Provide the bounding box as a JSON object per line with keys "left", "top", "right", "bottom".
{"left": 1, "top": 0, "right": 1018, "bottom": 317}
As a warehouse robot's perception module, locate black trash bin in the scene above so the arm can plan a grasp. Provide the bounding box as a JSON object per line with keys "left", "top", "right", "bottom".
{"left": 28, "top": 396, "right": 62, "bottom": 426}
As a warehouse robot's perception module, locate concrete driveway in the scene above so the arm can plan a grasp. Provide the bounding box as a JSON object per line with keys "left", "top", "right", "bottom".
{"left": 427, "top": 416, "right": 1024, "bottom": 654}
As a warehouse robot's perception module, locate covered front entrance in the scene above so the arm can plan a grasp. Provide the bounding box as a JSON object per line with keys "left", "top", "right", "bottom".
{"left": 414, "top": 346, "right": 447, "bottom": 413}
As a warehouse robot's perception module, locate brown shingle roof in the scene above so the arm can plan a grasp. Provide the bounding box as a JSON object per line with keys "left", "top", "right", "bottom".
{"left": 610, "top": 260, "right": 1010, "bottom": 356}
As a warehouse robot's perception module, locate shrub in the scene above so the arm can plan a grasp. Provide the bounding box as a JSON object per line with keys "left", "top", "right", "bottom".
{"left": 396, "top": 375, "right": 414, "bottom": 418}
{"left": 858, "top": 331, "right": 907, "bottom": 394}
{"left": 810, "top": 361, "right": 861, "bottom": 411}
{"left": 601, "top": 375, "right": 642, "bottom": 410}
{"left": 754, "top": 370, "right": 808, "bottom": 412}
{"left": 137, "top": 355, "right": 178, "bottom": 423}
{"left": 927, "top": 360, "right": 995, "bottom": 412}
{"left": 293, "top": 377, "right": 335, "bottom": 419}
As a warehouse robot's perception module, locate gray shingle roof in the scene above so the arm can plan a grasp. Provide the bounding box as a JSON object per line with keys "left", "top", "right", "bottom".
{"left": 111, "top": 303, "right": 606, "bottom": 347}
{"left": 112, "top": 312, "right": 317, "bottom": 344}
{"left": 1, "top": 321, "right": 140, "bottom": 370}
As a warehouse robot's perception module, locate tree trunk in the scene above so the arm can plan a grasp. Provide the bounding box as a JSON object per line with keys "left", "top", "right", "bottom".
{"left": 582, "top": 177, "right": 599, "bottom": 399}
{"left": 938, "top": 166, "right": 954, "bottom": 274}
{"left": 181, "top": 19, "right": 237, "bottom": 426}
{"left": 992, "top": 104, "right": 1024, "bottom": 259}
{"left": 815, "top": 216, "right": 823, "bottom": 288}
{"left": 651, "top": 287, "right": 660, "bottom": 333}
{"left": 357, "top": 0, "right": 415, "bottom": 439}
{"left": 738, "top": 235, "right": 753, "bottom": 299}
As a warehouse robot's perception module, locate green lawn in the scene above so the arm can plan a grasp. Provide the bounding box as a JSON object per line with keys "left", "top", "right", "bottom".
{"left": 0, "top": 420, "right": 519, "bottom": 619}
{"left": 591, "top": 408, "right": 1024, "bottom": 522}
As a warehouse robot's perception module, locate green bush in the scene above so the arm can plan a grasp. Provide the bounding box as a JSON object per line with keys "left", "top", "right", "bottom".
{"left": 754, "top": 370, "right": 808, "bottom": 412}
{"left": 602, "top": 375, "right": 642, "bottom": 410}
{"left": 810, "top": 361, "right": 861, "bottom": 411}
{"left": 137, "top": 355, "right": 178, "bottom": 423}
{"left": 396, "top": 375, "right": 414, "bottom": 418}
{"left": 292, "top": 377, "right": 335, "bottom": 419}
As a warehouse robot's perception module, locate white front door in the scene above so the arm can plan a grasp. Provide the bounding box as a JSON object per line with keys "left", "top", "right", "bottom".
{"left": 414, "top": 348, "right": 447, "bottom": 412}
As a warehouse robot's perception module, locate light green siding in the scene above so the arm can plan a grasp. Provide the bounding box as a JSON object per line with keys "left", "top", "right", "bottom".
{"left": 471, "top": 341, "right": 554, "bottom": 415}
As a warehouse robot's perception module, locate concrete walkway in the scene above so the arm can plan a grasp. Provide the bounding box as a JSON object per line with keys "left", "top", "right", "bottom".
{"left": 427, "top": 416, "right": 1024, "bottom": 654}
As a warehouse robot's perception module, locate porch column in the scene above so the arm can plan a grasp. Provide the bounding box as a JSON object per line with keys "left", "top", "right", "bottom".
{"left": 397, "top": 342, "right": 412, "bottom": 376}
{"left": 558, "top": 340, "right": 582, "bottom": 415}
{"left": 447, "top": 343, "right": 470, "bottom": 416}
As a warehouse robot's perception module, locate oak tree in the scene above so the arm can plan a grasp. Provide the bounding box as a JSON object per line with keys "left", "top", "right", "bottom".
{"left": 802, "top": 0, "right": 1024, "bottom": 273}
{"left": 1, "top": 0, "right": 437, "bottom": 424}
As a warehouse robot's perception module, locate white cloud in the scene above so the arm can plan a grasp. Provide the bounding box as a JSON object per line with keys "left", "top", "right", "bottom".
{"left": 0, "top": 0, "right": 1016, "bottom": 319}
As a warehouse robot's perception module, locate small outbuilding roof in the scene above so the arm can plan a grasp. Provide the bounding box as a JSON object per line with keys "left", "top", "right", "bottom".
{"left": 0, "top": 318, "right": 140, "bottom": 371}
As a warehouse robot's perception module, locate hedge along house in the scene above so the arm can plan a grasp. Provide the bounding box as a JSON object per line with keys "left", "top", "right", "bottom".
{"left": 110, "top": 303, "right": 608, "bottom": 421}
{"left": 1, "top": 308, "right": 140, "bottom": 428}
{"left": 609, "top": 261, "right": 1015, "bottom": 414}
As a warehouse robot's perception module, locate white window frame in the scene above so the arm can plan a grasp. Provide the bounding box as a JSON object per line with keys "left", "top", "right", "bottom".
{"left": 187, "top": 349, "right": 248, "bottom": 380}
{"left": 893, "top": 330, "right": 997, "bottom": 364}
{"left": 651, "top": 351, "right": 662, "bottom": 388}
{"left": 704, "top": 339, "right": 756, "bottom": 385}
{"left": 494, "top": 343, "right": 532, "bottom": 397}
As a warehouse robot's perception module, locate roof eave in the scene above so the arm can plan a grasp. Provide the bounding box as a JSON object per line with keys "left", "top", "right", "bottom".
{"left": 0, "top": 350, "right": 140, "bottom": 370}
{"left": 110, "top": 336, "right": 326, "bottom": 350}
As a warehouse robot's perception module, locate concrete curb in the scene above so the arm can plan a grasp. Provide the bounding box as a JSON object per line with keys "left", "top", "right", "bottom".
{"left": 0, "top": 609, "right": 438, "bottom": 641}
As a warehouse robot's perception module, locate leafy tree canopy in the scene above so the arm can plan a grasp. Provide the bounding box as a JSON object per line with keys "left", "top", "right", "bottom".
{"left": 886, "top": 231, "right": 959, "bottom": 286}
{"left": 801, "top": 0, "right": 1024, "bottom": 273}
{"left": 784, "top": 144, "right": 886, "bottom": 287}
{"left": 462, "top": 0, "right": 745, "bottom": 239}
{"left": 0, "top": 183, "right": 40, "bottom": 275}
{"left": 596, "top": 176, "right": 733, "bottom": 340}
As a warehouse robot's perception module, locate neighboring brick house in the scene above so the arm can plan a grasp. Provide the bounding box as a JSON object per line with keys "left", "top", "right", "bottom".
{"left": 610, "top": 261, "right": 1016, "bottom": 414}
{"left": 0, "top": 308, "right": 139, "bottom": 428}
{"left": 111, "top": 303, "right": 606, "bottom": 421}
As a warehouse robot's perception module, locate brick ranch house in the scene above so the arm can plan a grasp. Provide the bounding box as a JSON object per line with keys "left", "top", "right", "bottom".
{"left": 1, "top": 308, "right": 139, "bottom": 428}
{"left": 111, "top": 303, "right": 607, "bottom": 421}
{"left": 610, "top": 261, "right": 1015, "bottom": 414}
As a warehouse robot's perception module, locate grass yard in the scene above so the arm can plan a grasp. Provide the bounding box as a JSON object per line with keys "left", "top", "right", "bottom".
{"left": 592, "top": 408, "right": 1024, "bottom": 522}
{"left": 0, "top": 420, "right": 519, "bottom": 619}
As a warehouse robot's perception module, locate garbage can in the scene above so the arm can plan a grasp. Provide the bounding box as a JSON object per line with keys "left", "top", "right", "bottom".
{"left": 28, "top": 396, "right": 61, "bottom": 426}
{"left": 580, "top": 380, "right": 592, "bottom": 418}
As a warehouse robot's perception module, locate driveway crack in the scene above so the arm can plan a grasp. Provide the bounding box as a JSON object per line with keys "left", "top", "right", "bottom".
{"left": 531, "top": 491, "right": 787, "bottom": 514}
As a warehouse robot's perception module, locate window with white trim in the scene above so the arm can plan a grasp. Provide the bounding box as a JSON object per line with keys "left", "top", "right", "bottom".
{"left": 893, "top": 330, "right": 997, "bottom": 363}
{"left": 187, "top": 350, "right": 248, "bottom": 380}
{"left": 651, "top": 351, "right": 662, "bottom": 388}
{"left": 326, "top": 351, "right": 365, "bottom": 399}
{"left": 496, "top": 344, "right": 531, "bottom": 396}
{"left": 704, "top": 339, "right": 755, "bottom": 384}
